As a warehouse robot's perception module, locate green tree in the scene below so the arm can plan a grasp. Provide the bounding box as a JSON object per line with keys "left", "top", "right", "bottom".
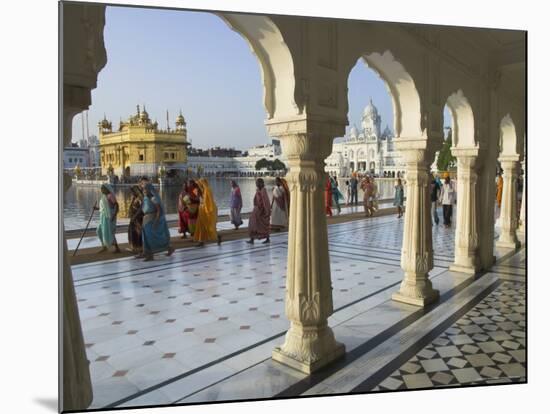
{"left": 272, "top": 158, "right": 286, "bottom": 171}
{"left": 255, "top": 158, "right": 270, "bottom": 170}
{"left": 437, "top": 129, "right": 456, "bottom": 171}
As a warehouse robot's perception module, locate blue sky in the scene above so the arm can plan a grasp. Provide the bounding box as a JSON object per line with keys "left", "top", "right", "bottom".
{"left": 72, "top": 5, "right": 451, "bottom": 149}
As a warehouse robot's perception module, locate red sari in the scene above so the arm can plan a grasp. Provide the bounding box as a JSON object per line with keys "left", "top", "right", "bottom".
{"left": 182, "top": 183, "right": 200, "bottom": 235}
{"left": 249, "top": 187, "right": 271, "bottom": 239}
{"left": 325, "top": 177, "right": 333, "bottom": 216}
{"left": 177, "top": 186, "right": 189, "bottom": 234}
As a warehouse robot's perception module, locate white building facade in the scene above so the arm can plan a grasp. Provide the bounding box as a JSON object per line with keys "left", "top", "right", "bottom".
{"left": 63, "top": 147, "right": 91, "bottom": 169}
{"left": 186, "top": 140, "right": 288, "bottom": 176}
{"left": 325, "top": 100, "right": 405, "bottom": 178}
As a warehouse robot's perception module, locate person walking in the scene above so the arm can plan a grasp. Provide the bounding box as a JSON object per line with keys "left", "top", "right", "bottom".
{"left": 350, "top": 173, "right": 359, "bottom": 206}
{"left": 330, "top": 176, "right": 343, "bottom": 214}
{"left": 393, "top": 178, "right": 404, "bottom": 218}
{"left": 95, "top": 183, "right": 120, "bottom": 253}
{"left": 496, "top": 171, "right": 504, "bottom": 209}
{"left": 325, "top": 176, "right": 333, "bottom": 216}
{"left": 247, "top": 178, "right": 271, "bottom": 244}
{"left": 440, "top": 175, "right": 456, "bottom": 228}
{"left": 181, "top": 179, "right": 200, "bottom": 237}
{"left": 127, "top": 185, "right": 144, "bottom": 252}
{"left": 177, "top": 182, "right": 189, "bottom": 238}
{"left": 371, "top": 177, "right": 379, "bottom": 213}
{"left": 194, "top": 178, "right": 221, "bottom": 247}
{"left": 430, "top": 174, "right": 441, "bottom": 225}
{"left": 229, "top": 180, "right": 243, "bottom": 230}
{"left": 345, "top": 180, "right": 351, "bottom": 205}
{"left": 361, "top": 176, "right": 374, "bottom": 217}
{"left": 141, "top": 183, "right": 174, "bottom": 261}
{"left": 271, "top": 177, "right": 289, "bottom": 231}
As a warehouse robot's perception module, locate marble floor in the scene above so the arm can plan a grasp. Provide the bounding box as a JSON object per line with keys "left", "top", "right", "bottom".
{"left": 70, "top": 210, "right": 524, "bottom": 409}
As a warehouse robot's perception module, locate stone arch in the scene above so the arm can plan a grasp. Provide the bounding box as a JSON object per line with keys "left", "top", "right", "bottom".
{"left": 342, "top": 50, "right": 423, "bottom": 140}
{"left": 499, "top": 114, "right": 519, "bottom": 157}
{"left": 445, "top": 90, "right": 476, "bottom": 149}
{"left": 216, "top": 13, "right": 298, "bottom": 120}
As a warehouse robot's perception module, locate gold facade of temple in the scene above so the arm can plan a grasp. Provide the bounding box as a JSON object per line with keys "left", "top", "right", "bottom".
{"left": 98, "top": 105, "right": 188, "bottom": 177}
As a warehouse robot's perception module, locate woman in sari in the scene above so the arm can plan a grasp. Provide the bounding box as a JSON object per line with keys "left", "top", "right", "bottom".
{"left": 127, "top": 185, "right": 144, "bottom": 252}
{"left": 141, "top": 183, "right": 174, "bottom": 261}
{"left": 271, "top": 177, "right": 289, "bottom": 231}
{"left": 177, "top": 182, "right": 189, "bottom": 238}
{"left": 248, "top": 178, "right": 271, "bottom": 244}
{"left": 95, "top": 183, "right": 120, "bottom": 254}
{"left": 361, "top": 176, "right": 374, "bottom": 217}
{"left": 182, "top": 180, "right": 200, "bottom": 236}
{"left": 230, "top": 180, "right": 243, "bottom": 229}
{"left": 394, "top": 178, "right": 404, "bottom": 219}
{"left": 194, "top": 178, "right": 221, "bottom": 247}
{"left": 330, "top": 176, "right": 344, "bottom": 214}
{"left": 325, "top": 176, "right": 333, "bottom": 216}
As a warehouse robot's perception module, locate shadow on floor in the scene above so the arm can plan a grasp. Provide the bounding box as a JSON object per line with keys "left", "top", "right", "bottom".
{"left": 34, "top": 397, "right": 57, "bottom": 412}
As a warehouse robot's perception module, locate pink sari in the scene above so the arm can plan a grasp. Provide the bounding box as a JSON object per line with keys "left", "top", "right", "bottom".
{"left": 249, "top": 187, "right": 271, "bottom": 239}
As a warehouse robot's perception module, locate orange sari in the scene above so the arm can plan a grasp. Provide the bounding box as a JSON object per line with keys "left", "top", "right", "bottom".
{"left": 193, "top": 179, "right": 218, "bottom": 242}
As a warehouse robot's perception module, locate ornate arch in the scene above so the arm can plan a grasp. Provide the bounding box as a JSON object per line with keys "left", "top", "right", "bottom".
{"left": 216, "top": 13, "right": 298, "bottom": 119}
{"left": 358, "top": 51, "right": 424, "bottom": 139}
{"left": 446, "top": 89, "right": 476, "bottom": 148}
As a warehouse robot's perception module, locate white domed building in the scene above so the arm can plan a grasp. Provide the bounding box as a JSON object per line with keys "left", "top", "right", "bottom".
{"left": 325, "top": 99, "right": 405, "bottom": 178}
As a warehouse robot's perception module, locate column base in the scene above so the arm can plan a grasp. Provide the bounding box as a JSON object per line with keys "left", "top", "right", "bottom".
{"left": 392, "top": 289, "right": 439, "bottom": 307}
{"left": 449, "top": 263, "right": 479, "bottom": 275}
{"left": 272, "top": 324, "right": 345, "bottom": 374}
{"left": 496, "top": 239, "right": 520, "bottom": 250}
{"left": 272, "top": 342, "right": 345, "bottom": 375}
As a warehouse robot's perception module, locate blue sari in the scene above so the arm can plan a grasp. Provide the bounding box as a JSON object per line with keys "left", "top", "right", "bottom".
{"left": 330, "top": 177, "right": 344, "bottom": 204}
{"left": 141, "top": 185, "right": 171, "bottom": 254}
{"left": 96, "top": 184, "right": 117, "bottom": 247}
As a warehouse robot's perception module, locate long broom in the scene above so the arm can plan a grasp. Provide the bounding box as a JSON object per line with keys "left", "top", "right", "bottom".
{"left": 72, "top": 201, "right": 97, "bottom": 257}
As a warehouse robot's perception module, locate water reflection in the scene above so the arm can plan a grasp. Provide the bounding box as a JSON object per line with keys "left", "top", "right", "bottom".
{"left": 63, "top": 177, "right": 400, "bottom": 230}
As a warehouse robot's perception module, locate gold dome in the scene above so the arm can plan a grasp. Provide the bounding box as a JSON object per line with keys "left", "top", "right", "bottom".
{"left": 176, "top": 110, "right": 186, "bottom": 126}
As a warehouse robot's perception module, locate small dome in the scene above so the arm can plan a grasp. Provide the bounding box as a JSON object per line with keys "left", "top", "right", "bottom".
{"left": 100, "top": 115, "right": 111, "bottom": 129}
{"left": 140, "top": 108, "right": 149, "bottom": 120}
{"left": 363, "top": 98, "right": 379, "bottom": 118}
{"left": 176, "top": 110, "right": 186, "bottom": 126}
{"left": 350, "top": 125, "right": 358, "bottom": 137}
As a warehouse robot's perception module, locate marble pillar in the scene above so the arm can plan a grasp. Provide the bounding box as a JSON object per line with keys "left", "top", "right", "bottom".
{"left": 62, "top": 86, "right": 94, "bottom": 411}
{"left": 392, "top": 139, "right": 439, "bottom": 307}
{"left": 477, "top": 147, "right": 498, "bottom": 270}
{"left": 450, "top": 148, "right": 481, "bottom": 274}
{"left": 496, "top": 156, "right": 521, "bottom": 249}
{"left": 517, "top": 160, "right": 526, "bottom": 237}
{"left": 268, "top": 120, "right": 345, "bottom": 374}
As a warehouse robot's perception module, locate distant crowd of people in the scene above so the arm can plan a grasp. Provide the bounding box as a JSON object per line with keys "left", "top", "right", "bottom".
{"left": 94, "top": 176, "right": 291, "bottom": 260}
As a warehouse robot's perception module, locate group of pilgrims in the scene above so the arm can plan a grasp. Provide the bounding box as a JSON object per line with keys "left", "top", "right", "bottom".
{"left": 324, "top": 173, "right": 405, "bottom": 218}
{"left": 95, "top": 176, "right": 291, "bottom": 260}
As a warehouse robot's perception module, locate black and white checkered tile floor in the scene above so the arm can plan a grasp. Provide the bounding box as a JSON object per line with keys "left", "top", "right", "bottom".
{"left": 372, "top": 280, "right": 526, "bottom": 391}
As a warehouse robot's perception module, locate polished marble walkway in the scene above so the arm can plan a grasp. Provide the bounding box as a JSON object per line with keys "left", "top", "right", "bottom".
{"left": 71, "top": 211, "right": 522, "bottom": 409}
